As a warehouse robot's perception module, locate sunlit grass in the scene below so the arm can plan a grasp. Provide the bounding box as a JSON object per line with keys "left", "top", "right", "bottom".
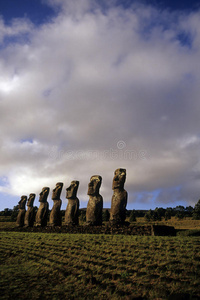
{"left": 136, "top": 216, "right": 200, "bottom": 230}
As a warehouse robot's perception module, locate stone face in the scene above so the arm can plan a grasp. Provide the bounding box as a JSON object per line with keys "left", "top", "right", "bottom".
{"left": 24, "top": 193, "right": 36, "bottom": 227}
{"left": 86, "top": 175, "right": 103, "bottom": 226}
{"left": 65, "top": 181, "right": 80, "bottom": 225}
{"left": 110, "top": 168, "right": 127, "bottom": 226}
{"left": 16, "top": 195, "right": 27, "bottom": 227}
{"left": 35, "top": 187, "right": 50, "bottom": 227}
{"left": 49, "top": 182, "right": 63, "bottom": 226}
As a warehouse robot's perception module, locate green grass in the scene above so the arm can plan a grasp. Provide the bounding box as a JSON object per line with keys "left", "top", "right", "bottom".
{"left": 135, "top": 216, "right": 200, "bottom": 230}
{"left": 0, "top": 222, "right": 16, "bottom": 229}
{"left": 1, "top": 232, "right": 200, "bottom": 299}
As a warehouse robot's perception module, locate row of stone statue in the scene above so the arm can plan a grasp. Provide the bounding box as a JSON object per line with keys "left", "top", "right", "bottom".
{"left": 16, "top": 168, "right": 127, "bottom": 227}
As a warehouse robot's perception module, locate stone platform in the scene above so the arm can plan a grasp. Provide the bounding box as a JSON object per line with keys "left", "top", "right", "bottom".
{"left": 2, "top": 224, "right": 176, "bottom": 236}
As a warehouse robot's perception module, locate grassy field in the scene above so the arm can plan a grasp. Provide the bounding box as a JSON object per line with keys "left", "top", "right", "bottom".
{"left": 135, "top": 216, "right": 200, "bottom": 230}
{"left": 1, "top": 229, "right": 200, "bottom": 299}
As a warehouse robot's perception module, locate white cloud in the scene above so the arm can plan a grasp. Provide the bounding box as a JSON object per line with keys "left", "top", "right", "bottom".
{"left": 0, "top": 75, "right": 20, "bottom": 94}
{"left": 0, "top": 1, "right": 200, "bottom": 209}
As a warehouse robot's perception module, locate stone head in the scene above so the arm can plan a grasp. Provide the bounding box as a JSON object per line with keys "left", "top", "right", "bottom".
{"left": 18, "top": 195, "right": 27, "bottom": 209}
{"left": 52, "top": 182, "right": 63, "bottom": 200}
{"left": 21, "top": 195, "right": 27, "bottom": 202}
{"left": 27, "top": 193, "right": 36, "bottom": 207}
{"left": 66, "top": 181, "right": 79, "bottom": 199}
{"left": 112, "top": 168, "right": 126, "bottom": 190}
{"left": 39, "top": 187, "right": 50, "bottom": 202}
{"left": 88, "top": 175, "right": 102, "bottom": 196}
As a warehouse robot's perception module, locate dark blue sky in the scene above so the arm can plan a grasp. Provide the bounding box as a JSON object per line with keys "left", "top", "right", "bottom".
{"left": 117, "top": 0, "right": 200, "bottom": 10}
{"left": 0, "top": 0, "right": 199, "bottom": 25}
{"left": 0, "top": 0, "right": 56, "bottom": 24}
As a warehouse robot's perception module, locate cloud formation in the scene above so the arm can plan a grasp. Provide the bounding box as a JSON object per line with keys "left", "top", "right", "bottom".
{"left": 0, "top": 0, "right": 200, "bottom": 209}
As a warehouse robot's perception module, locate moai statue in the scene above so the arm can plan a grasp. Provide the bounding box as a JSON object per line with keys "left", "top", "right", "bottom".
{"left": 86, "top": 175, "right": 103, "bottom": 226}
{"left": 65, "top": 181, "right": 80, "bottom": 225}
{"left": 16, "top": 195, "right": 27, "bottom": 227}
{"left": 35, "top": 187, "right": 50, "bottom": 227}
{"left": 110, "top": 168, "right": 128, "bottom": 226}
{"left": 24, "top": 193, "right": 36, "bottom": 227}
{"left": 49, "top": 182, "right": 63, "bottom": 226}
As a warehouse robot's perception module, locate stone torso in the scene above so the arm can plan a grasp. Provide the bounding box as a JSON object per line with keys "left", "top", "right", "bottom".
{"left": 110, "top": 189, "right": 127, "bottom": 225}
{"left": 16, "top": 196, "right": 27, "bottom": 227}
{"left": 86, "top": 195, "right": 103, "bottom": 225}
{"left": 65, "top": 198, "right": 79, "bottom": 225}
{"left": 24, "top": 207, "right": 35, "bottom": 227}
{"left": 49, "top": 199, "right": 62, "bottom": 226}
{"left": 35, "top": 202, "right": 49, "bottom": 226}
{"left": 111, "top": 189, "right": 127, "bottom": 213}
{"left": 16, "top": 209, "right": 26, "bottom": 227}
